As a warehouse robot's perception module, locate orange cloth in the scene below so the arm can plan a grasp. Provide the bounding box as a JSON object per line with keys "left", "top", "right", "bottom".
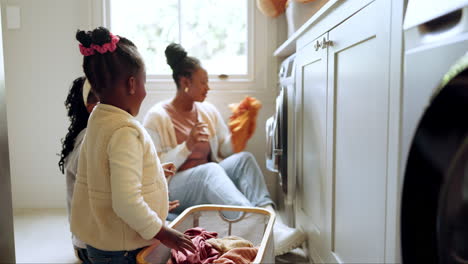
{"left": 228, "top": 97, "right": 262, "bottom": 153}
{"left": 213, "top": 247, "right": 259, "bottom": 264}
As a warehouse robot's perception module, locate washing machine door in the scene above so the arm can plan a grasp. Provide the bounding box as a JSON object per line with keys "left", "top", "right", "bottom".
{"left": 274, "top": 86, "right": 288, "bottom": 194}
{"left": 401, "top": 54, "right": 468, "bottom": 263}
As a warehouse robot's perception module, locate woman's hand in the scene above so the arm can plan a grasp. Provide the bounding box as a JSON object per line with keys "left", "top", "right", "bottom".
{"left": 162, "top": 162, "right": 176, "bottom": 179}
{"left": 155, "top": 225, "right": 196, "bottom": 254}
{"left": 186, "top": 122, "right": 209, "bottom": 151}
{"left": 169, "top": 200, "right": 180, "bottom": 212}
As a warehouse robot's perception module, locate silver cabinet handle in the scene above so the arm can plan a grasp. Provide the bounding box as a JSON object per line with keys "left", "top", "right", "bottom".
{"left": 314, "top": 40, "right": 322, "bottom": 51}
{"left": 322, "top": 37, "right": 333, "bottom": 49}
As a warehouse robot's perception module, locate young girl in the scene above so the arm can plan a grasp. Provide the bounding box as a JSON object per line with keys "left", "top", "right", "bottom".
{"left": 70, "top": 27, "right": 195, "bottom": 263}
{"left": 59, "top": 76, "right": 97, "bottom": 263}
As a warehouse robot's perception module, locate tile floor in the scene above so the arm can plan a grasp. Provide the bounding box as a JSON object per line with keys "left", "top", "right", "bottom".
{"left": 13, "top": 208, "right": 309, "bottom": 264}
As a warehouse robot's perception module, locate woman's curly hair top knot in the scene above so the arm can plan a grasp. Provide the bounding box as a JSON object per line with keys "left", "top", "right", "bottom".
{"left": 165, "top": 43, "right": 188, "bottom": 70}
{"left": 164, "top": 43, "right": 200, "bottom": 89}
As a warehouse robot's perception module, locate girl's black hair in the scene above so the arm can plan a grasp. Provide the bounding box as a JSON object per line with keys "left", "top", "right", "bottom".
{"left": 58, "top": 77, "right": 88, "bottom": 174}
{"left": 165, "top": 43, "right": 200, "bottom": 89}
{"left": 76, "top": 27, "right": 145, "bottom": 96}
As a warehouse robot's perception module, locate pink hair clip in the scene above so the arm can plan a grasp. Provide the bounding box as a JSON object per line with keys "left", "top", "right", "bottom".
{"left": 79, "top": 44, "right": 95, "bottom": 56}
{"left": 79, "top": 33, "right": 120, "bottom": 56}
{"left": 91, "top": 33, "right": 120, "bottom": 54}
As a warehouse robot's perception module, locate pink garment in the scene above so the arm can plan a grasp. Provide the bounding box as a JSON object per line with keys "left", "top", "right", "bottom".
{"left": 171, "top": 227, "right": 220, "bottom": 264}
{"left": 164, "top": 103, "right": 211, "bottom": 171}
{"left": 213, "top": 247, "right": 259, "bottom": 264}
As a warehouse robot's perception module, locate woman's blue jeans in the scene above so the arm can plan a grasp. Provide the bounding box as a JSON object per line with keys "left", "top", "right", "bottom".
{"left": 168, "top": 152, "right": 274, "bottom": 219}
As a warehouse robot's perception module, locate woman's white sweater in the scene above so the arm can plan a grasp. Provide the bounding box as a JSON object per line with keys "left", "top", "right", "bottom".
{"left": 143, "top": 101, "right": 233, "bottom": 169}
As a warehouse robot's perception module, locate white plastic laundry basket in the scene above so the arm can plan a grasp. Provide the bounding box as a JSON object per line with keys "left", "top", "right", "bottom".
{"left": 137, "top": 205, "right": 275, "bottom": 264}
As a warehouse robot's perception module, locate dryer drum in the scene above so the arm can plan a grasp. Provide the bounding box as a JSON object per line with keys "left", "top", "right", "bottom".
{"left": 436, "top": 54, "right": 468, "bottom": 264}
{"left": 401, "top": 54, "right": 468, "bottom": 264}
{"left": 438, "top": 137, "right": 468, "bottom": 263}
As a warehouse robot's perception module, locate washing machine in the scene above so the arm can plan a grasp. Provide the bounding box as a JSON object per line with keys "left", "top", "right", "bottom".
{"left": 266, "top": 53, "right": 297, "bottom": 226}
{"left": 401, "top": 0, "right": 468, "bottom": 263}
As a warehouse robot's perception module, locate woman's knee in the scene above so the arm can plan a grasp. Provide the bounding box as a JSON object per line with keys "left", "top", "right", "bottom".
{"left": 198, "top": 162, "right": 227, "bottom": 180}
{"left": 201, "top": 162, "right": 224, "bottom": 171}
{"left": 236, "top": 151, "right": 255, "bottom": 162}
{"left": 235, "top": 152, "right": 260, "bottom": 168}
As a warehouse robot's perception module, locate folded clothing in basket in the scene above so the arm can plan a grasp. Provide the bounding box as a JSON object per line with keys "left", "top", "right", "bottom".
{"left": 213, "top": 247, "right": 259, "bottom": 264}
{"left": 170, "top": 227, "right": 219, "bottom": 264}
{"left": 206, "top": 236, "right": 254, "bottom": 255}
{"left": 169, "top": 228, "right": 258, "bottom": 264}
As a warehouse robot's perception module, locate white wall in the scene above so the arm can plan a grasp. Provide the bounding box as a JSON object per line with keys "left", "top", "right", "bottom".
{"left": 0, "top": 3, "right": 16, "bottom": 261}
{"left": 2, "top": 0, "right": 89, "bottom": 208}
{"left": 2, "top": 0, "right": 284, "bottom": 209}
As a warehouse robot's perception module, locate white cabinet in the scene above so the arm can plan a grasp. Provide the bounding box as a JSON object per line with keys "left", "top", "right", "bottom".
{"left": 329, "top": 1, "right": 391, "bottom": 262}
{"left": 295, "top": 32, "right": 332, "bottom": 263}
{"left": 294, "top": 0, "right": 392, "bottom": 262}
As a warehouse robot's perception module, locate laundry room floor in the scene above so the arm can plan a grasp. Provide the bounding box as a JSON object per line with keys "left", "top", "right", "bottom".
{"left": 13, "top": 208, "right": 79, "bottom": 263}
{"left": 13, "top": 209, "right": 310, "bottom": 263}
{"left": 276, "top": 248, "right": 310, "bottom": 263}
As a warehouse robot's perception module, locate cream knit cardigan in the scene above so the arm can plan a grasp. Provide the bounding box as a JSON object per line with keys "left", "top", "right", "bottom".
{"left": 143, "top": 101, "right": 233, "bottom": 169}
{"left": 71, "top": 104, "right": 168, "bottom": 251}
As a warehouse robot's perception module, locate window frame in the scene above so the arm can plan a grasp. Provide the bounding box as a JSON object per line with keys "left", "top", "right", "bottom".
{"left": 103, "top": 0, "right": 255, "bottom": 87}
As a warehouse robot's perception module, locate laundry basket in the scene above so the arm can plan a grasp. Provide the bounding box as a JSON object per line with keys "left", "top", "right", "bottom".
{"left": 137, "top": 205, "right": 275, "bottom": 264}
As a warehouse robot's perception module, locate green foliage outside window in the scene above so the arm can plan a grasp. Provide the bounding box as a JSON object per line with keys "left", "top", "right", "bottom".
{"left": 110, "top": 0, "right": 248, "bottom": 76}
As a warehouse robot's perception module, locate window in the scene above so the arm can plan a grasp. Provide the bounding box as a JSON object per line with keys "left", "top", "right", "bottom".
{"left": 107, "top": 0, "right": 250, "bottom": 80}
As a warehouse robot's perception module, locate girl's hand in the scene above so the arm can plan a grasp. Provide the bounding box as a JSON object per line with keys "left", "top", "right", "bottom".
{"left": 186, "top": 122, "right": 209, "bottom": 151}
{"left": 155, "top": 226, "right": 196, "bottom": 254}
{"left": 162, "top": 162, "right": 176, "bottom": 178}
{"left": 169, "top": 200, "right": 180, "bottom": 212}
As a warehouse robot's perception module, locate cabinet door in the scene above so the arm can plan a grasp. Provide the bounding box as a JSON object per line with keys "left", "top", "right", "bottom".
{"left": 327, "top": 0, "right": 391, "bottom": 263}
{"left": 295, "top": 33, "right": 333, "bottom": 263}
